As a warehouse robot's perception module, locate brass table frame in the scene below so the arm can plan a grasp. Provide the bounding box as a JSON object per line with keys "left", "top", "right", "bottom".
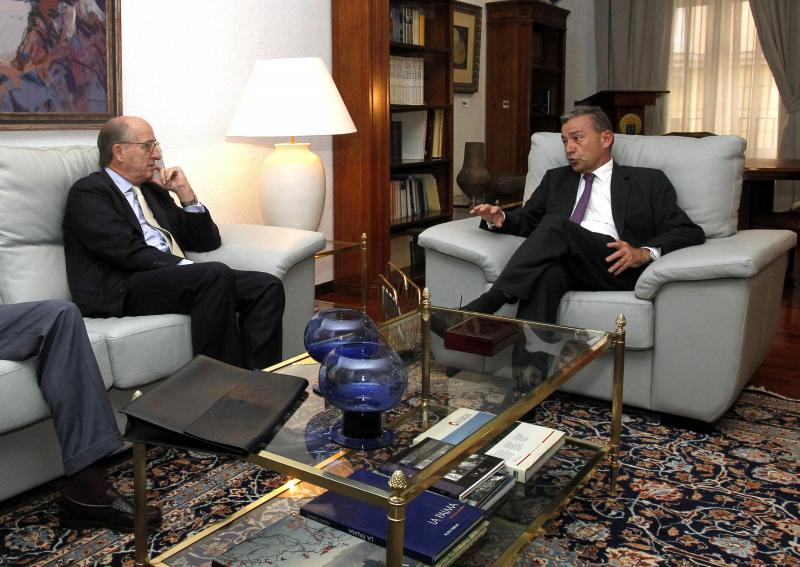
{"left": 133, "top": 289, "right": 626, "bottom": 567}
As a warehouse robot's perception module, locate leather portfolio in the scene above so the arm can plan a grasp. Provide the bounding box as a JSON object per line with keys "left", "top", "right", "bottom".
{"left": 443, "top": 316, "right": 520, "bottom": 356}
{"left": 122, "top": 355, "right": 308, "bottom": 456}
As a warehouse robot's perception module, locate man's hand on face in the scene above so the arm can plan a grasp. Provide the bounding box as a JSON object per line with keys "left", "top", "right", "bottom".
{"left": 606, "top": 239, "right": 650, "bottom": 275}
{"left": 470, "top": 203, "right": 505, "bottom": 227}
{"left": 152, "top": 166, "right": 196, "bottom": 203}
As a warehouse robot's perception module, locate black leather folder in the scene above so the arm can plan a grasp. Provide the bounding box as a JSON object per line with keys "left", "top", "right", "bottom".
{"left": 122, "top": 355, "right": 309, "bottom": 456}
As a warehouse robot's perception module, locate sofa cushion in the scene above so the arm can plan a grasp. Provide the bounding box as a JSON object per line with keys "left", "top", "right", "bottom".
{"left": 525, "top": 133, "right": 746, "bottom": 239}
{"left": 85, "top": 314, "right": 193, "bottom": 389}
{"left": 0, "top": 145, "right": 98, "bottom": 303}
{"left": 557, "top": 291, "right": 653, "bottom": 349}
{"left": 0, "top": 329, "right": 112, "bottom": 434}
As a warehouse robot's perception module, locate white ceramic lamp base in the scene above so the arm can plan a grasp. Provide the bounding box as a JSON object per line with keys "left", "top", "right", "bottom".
{"left": 260, "top": 142, "right": 325, "bottom": 231}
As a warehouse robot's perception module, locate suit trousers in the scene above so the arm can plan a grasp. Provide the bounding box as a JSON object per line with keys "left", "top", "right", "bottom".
{"left": 494, "top": 214, "right": 644, "bottom": 324}
{"left": 0, "top": 300, "right": 123, "bottom": 475}
{"left": 123, "top": 262, "right": 285, "bottom": 369}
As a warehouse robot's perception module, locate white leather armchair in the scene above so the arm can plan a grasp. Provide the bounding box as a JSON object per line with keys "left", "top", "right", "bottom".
{"left": 0, "top": 145, "right": 325, "bottom": 500}
{"left": 419, "top": 133, "right": 796, "bottom": 423}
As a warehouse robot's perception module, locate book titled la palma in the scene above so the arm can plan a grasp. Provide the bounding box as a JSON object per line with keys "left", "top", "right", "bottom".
{"left": 299, "top": 469, "right": 485, "bottom": 565}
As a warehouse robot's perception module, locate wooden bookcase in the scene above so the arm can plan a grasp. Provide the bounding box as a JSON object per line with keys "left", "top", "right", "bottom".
{"left": 485, "top": 0, "right": 569, "bottom": 175}
{"left": 332, "top": 0, "right": 454, "bottom": 293}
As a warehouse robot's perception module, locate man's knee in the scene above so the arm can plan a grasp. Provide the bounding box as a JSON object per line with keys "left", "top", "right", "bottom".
{"left": 257, "top": 273, "right": 285, "bottom": 308}
{"left": 196, "top": 261, "right": 237, "bottom": 290}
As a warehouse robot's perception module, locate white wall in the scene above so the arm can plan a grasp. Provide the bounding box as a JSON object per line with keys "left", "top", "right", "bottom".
{"left": 454, "top": 0, "right": 595, "bottom": 196}
{"left": 0, "top": 0, "right": 336, "bottom": 281}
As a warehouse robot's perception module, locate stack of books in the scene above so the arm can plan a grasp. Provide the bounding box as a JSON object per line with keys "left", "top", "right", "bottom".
{"left": 300, "top": 469, "right": 487, "bottom": 565}
{"left": 390, "top": 173, "right": 440, "bottom": 222}
{"left": 390, "top": 5, "right": 426, "bottom": 45}
{"left": 390, "top": 56, "right": 424, "bottom": 105}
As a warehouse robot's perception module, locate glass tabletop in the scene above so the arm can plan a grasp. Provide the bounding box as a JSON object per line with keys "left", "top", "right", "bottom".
{"left": 257, "top": 307, "right": 611, "bottom": 495}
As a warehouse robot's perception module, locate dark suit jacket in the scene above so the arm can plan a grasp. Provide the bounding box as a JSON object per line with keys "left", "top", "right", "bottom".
{"left": 487, "top": 164, "right": 706, "bottom": 254}
{"left": 63, "top": 170, "right": 221, "bottom": 317}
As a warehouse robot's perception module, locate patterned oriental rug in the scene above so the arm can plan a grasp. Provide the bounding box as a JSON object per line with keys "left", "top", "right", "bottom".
{"left": 0, "top": 390, "right": 797, "bottom": 567}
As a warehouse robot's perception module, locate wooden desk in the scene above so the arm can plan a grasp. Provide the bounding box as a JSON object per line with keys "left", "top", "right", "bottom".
{"left": 740, "top": 158, "right": 800, "bottom": 229}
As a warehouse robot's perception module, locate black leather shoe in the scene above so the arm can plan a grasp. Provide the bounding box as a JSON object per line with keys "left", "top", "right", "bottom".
{"left": 60, "top": 488, "right": 162, "bottom": 533}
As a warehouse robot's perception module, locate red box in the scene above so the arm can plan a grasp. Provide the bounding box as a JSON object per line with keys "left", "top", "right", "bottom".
{"left": 443, "top": 316, "right": 520, "bottom": 356}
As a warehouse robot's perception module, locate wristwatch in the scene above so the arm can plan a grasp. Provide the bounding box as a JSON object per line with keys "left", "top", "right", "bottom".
{"left": 647, "top": 248, "right": 657, "bottom": 262}
{"left": 180, "top": 197, "right": 199, "bottom": 207}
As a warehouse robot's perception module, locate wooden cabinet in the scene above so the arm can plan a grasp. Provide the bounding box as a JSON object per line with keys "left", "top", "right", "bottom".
{"left": 485, "top": 0, "right": 569, "bottom": 175}
{"left": 331, "top": 0, "right": 454, "bottom": 293}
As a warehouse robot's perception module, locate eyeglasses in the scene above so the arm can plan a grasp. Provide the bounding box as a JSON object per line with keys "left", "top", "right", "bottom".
{"left": 118, "top": 139, "right": 160, "bottom": 152}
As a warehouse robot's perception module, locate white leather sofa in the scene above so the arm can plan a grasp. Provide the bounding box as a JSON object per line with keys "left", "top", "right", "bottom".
{"left": 419, "top": 133, "right": 796, "bottom": 423}
{"left": 0, "top": 145, "right": 325, "bottom": 500}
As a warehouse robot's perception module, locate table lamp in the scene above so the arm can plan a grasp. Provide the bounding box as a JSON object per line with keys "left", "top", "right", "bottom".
{"left": 226, "top": 57, "right": 356, "bottom": 231}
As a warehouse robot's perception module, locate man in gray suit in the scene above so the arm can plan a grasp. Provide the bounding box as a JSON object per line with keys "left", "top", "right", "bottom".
{"left": 0, "top": 300, "right": 160, "bottom": 532}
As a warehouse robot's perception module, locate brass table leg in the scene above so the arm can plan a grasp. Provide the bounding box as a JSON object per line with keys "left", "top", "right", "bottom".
{"left": 133, "top": 442, "right": 149, "bottom": 567}
{"left": 609, "top": 314, "right": 626, "bottom": 495}
{"left": 360, "top": 232, "right": 368, "bottom": 313}
{"left": 386, "top": 471, "right": 408, "bottom": 567}
{"left": 420, "top": 288, "right": 432, "bottom": 406}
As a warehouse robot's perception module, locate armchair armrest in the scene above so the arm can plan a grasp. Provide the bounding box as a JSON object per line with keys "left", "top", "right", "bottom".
{"left": 418, "top": 218, "right": 525, "bottom": 282}
{"left": 186, "top": 224, "right": 326, "bottom": 279}
{"left": 635, "top": 229, "right": 796, "bottom": 299}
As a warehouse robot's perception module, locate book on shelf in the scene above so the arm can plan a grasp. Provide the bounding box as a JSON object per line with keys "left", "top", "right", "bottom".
{"left": 379, "top": 437, "right": 506, "bottom": 501}
{"left": 393, "top": 111, "right": 427, "bottom": 161}
{"left": 391, "top": 120, "right": 403, "bottom": 164}
{"left": 299, "top": 469, "right": 485, "bottom": 565}
{"left": 462, "top": 469, "right": 515, "bottom": 511}
{"left": 485, "top": 422, "right": 566, "bottom": 483}
{"left": 413, "top": 407, "right": 495, "bottom": 445}
{"left": 390, "top": 174, "right": 438, "bottom": 222}
{"left": 443, "top": 316, "right": 521, "bottom": 356}
{"left": 390, "top": 234, "right": 412, "bottom": 269}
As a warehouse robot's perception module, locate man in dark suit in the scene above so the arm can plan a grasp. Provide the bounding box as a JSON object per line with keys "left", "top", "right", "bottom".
{"left": 1, "top": 300, "right": 160, "bottom": 531}
{"left": 466, "top": 107, "right": 705, "bottom": 323}
{"left": 63, "top": 116, "right": 284, "bottom": 369}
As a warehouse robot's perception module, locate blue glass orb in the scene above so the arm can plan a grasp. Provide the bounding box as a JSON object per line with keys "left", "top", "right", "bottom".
{"left": 319, "top": 342, "right": 408, "bottom": 449}
{"left": 303, "top": 308, "right": 379, "bottom": 363}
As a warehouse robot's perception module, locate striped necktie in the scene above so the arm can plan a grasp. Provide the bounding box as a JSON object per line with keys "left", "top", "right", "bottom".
{"left": 131, "top": 186, "right": 185, "bottom": 258}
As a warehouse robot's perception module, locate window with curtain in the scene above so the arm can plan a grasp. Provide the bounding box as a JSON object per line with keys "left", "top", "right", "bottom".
{"left": 666, "top": 0, "right": 780, "bottom": 158}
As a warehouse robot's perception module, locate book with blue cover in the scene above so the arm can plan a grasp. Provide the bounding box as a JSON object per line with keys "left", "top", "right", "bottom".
{"left": 299, "top": 469, "right": 485, "bottom": 565}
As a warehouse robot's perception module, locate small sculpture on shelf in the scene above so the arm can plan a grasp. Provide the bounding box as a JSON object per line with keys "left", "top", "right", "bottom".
{"left": 456, "top": 142, "right": 491, "bottom": 206}
{"left": 319, "top": 342, "right": 408, "bottom": 449}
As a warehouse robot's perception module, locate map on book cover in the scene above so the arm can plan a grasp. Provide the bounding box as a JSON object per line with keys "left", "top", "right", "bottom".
{"left": 216, "top": 513, "right": 422, "bottom": 566}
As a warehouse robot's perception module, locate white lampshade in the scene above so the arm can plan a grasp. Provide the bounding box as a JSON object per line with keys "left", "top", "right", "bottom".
{"left": 227, "top": 57, "right": 356, "bottom": 231}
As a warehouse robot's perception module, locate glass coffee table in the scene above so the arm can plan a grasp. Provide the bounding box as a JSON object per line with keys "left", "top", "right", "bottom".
{"left": 137, "top": 291, "right": 626, "bottom": 567}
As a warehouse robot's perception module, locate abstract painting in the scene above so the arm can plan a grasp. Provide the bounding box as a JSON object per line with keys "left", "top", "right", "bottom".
{"left": 0, "top": 0, "right": 121, "bottom": 129}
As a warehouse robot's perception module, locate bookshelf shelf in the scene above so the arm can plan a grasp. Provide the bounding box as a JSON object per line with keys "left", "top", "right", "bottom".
{"left": 333, "top": 0, "right": 454, "bottom": 292}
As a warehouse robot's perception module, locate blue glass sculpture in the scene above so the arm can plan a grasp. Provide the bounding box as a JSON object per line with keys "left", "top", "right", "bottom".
{"left": 303, "top": 308, "right": 379, "bottom": 395}
{"left": 319, "top": 342, "right": 408, "bottom": 449}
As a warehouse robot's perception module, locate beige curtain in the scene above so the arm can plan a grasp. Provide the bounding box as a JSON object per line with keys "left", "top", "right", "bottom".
{"left": 595, "top": 0, "right": 674, "bottom": 134}
{"left": 749, "top": 0, "right": 800, "bottom": 209}
{"left": 666, "top": 0, "right": 780, "bottom": 159}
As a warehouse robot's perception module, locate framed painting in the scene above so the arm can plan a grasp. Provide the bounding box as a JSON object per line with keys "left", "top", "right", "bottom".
{"left": 453, "top": 1, "right": 481, "bottom": 94}
{"left": 0, "top": 0, "right": 121, "bottom": 130}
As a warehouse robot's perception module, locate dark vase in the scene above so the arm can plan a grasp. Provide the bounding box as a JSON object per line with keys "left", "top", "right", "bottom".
{"left": 456, "top": 142, "right": 491, "bottom": 204}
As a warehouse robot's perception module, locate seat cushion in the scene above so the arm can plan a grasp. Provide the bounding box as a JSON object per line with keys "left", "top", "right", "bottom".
{"left": 85, "top": 314, "right": 193, "bottom": 389}
{"left": 525, "top": 133, "right": 746, "bottom": 239}
{"left": 0, "top": 145, "right": 98, "bottom": 303}
{"left": 556, "top": 291, "right": 653, "bottom": 350}
{"left": 0, "top": 330, "right": 112, "bottom": 434}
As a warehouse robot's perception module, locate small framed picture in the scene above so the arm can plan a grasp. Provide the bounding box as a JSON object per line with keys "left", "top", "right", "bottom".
{"left": 0, "top": 0, "right": 122, "bottom": 130}
{"left": 453, "top": 1, "right": 482, "bottom": 94}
